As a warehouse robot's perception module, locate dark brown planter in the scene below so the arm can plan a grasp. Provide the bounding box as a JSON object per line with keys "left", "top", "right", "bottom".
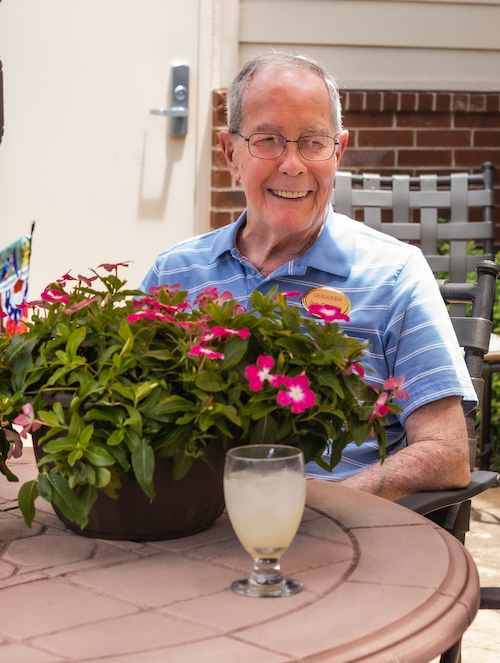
{"left": 32, "top": 405, "right": 227, "bottom": 541}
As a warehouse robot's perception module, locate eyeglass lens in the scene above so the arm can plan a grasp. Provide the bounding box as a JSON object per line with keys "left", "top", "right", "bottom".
{"left": 246, "top": 133, "right": 336, "bottom": 161}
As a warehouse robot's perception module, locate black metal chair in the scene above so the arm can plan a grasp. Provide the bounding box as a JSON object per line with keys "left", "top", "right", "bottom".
{"left": 396, "top": 259, "right": 500, "bottom": 663}
{"left": 332, "top": 163, "right": 499, "bottom": 466}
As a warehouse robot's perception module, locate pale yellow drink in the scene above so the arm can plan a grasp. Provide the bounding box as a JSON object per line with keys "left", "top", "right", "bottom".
{"left": 224, "top": 469, "right": 306, "bottom": 559}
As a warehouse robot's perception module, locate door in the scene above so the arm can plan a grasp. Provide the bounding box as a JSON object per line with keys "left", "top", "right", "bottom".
{"left": 0, "top": 0, "right": 212, "bottom": 298}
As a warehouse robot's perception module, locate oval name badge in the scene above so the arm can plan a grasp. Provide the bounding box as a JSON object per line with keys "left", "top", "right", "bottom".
{"left": 302, "top": 287, "right": 351, "bottom": 316}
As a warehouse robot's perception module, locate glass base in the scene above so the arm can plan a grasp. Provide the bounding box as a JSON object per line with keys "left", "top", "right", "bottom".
{"left": 230, "top": 577, "right": 303, "bottom": 597}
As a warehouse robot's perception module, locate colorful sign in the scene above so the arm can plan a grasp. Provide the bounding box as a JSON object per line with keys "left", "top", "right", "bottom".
{"left": 0, "top": 228, "right": 33, "bottom": 334}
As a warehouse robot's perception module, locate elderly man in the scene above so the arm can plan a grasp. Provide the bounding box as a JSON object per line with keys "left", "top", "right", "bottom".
{"left": 140, "top": 51, "right": 475, "bottom": 501}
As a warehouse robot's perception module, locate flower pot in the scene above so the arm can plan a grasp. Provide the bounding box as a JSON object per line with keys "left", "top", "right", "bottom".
{"left": 32, "top": 436, "right": 226, "bottom": 541}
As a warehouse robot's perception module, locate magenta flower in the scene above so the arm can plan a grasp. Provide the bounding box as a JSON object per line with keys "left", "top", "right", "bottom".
{"left": 41, "top": 287, "right": 70, "bottom": 305}
{"left": 126, "top": 310, "right": 174, "bottom": 323}
{"left": 308, "top": 304, "right": 350, "bottom": 323}
{"left": 384, "top": 376, "right": 410, "bottom": 400}
{"left": 202, "top": 326, "right": 250, "bottom": 342}
{"left": 273, "top": 291, "right": 302, "bottom": 299}
{"left": 175, "top": 320, "right": 208, "bottom": 331}
{"left": 341, "top": 362, "right": 365, "bottom": 378}
{"left": 65, "top": 295, "right": 102, "bottom": 315}
{"left": 277, "top": 375, "right": 316, "bottom": 414}
{"left": 58, "top": 271, "right": 78, "bottom": 282}
{"left": 188, "top": 344, "right": 225, "bottom": 360}
{"left": 13, "top": 404, "right": 42, "bottom": 439}
{"left": 245, "top": 355, "right": 284, "bottom": 391}
{"left": 368, "top": 392, "right": 391, "bottom": 425}
{"left": 98, "top": 261, "right": 131, "bottom": 272}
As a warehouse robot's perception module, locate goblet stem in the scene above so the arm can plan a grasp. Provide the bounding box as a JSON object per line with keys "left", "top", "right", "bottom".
{"left": 250, "top": 557, "right": 284, "bottom": 588}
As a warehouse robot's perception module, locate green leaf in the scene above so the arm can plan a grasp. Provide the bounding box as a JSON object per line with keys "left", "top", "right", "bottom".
{"left": 147, "top": 396, "right": 192, "bottom": 418}
{"left": 37, "top": 410, "right": 64, "bottom": 428}
{"left": 66, "top": 326, "right": 86, "bottom": 361}
{"left": 18, "top": 480, "right": 39, "bottom": 527}
{"left": 78, "top": 484, "right": 98, "bottom": 517}
{"left": 250, "top": 415, "right": 278, "bottom": 445}
{"left": 219, "top": 404, "right": 241, "bottom": 426}
{"left": 43, "top": 436, "right": 80, "bottom": 453}
{"left": 12, "top": 350, "right": 34, "bottom": 391}
{"left": 131, "top": 438, "right": 155, "bottom": 500}
{"left": 82, "top": 444, "right": 116, "bottom": 466}
{"left": 195, "top": 371, "right": 226, "bottom": 392}
{"left": 107, "top": 429, "right": 125, "bottom": 446}
{"left": 222, "top": 336, "right": 248, "bottom": 368}
{"left": 172, "top": 451, "right": 193, "bottom": 481}
{"left": 68, "top": 449, "right": 84, "bottom": 466}
{"left": 95, "top": 467, "right": 111, "bottom": 488}
{"left": 312, "top": 371, "right": 344, "bottom": 398}
{"left": 84, "top": 408, "right": 124, "bottom": 426}
{"left": 118, "top": 323, "right": 134, "bottom": 356}
{"left": 79, "top": 424, "right": 95, "bottom": 447}
{"left": 37, "top": 473, "right": 54, "bottom": 502}
{"left": 46, "top": 474, "right": 88, "bottom": 527}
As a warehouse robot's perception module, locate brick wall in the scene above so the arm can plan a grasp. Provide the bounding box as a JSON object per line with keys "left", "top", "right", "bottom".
{"left": 211, "top": 89, "right": 500, "bottom": 230}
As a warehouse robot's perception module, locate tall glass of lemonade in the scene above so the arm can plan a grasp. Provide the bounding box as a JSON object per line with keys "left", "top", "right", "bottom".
{"left": 224, "top": 444, "right": 306, "bottom": 597}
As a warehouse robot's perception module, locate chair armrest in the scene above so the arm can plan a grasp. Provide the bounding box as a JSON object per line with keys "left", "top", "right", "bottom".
{"left": 395, "top": 470, "right": 500, "bottom": 515}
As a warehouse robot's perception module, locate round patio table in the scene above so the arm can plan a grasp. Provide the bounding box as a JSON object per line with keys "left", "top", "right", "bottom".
{"left": 160, "top": 478, "right": 480, "bottom": 663}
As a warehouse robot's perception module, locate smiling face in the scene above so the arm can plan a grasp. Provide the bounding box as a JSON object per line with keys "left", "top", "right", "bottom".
{"left": 220, "top": 68, "right": 348, "bottom": 242}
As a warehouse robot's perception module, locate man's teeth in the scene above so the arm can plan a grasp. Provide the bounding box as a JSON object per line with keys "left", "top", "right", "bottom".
{"left": 272, "top": 190, "right": 308, "bottom": 199}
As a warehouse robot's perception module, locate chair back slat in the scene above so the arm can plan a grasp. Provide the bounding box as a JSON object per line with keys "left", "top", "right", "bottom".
{"left": 332, "top": 162, "right": 496, "bottom": 292}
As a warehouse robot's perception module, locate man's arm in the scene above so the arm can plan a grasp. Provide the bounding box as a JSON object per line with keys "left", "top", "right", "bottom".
{"left": 342, "top": 395, "right": 470, "bottom": 501}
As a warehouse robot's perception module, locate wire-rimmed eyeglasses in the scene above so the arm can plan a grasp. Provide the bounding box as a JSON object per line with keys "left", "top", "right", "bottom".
{"left": 234, "top": 132, "right": 339, "bottom": 161}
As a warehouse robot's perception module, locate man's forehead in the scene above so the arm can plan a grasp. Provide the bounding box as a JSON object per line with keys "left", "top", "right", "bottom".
{"left": 252, "top": 121, "right": 331, "bottom": 135}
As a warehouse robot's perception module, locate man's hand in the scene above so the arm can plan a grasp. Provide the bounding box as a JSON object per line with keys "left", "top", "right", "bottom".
{"left": 342, "top": 396, "right": 470, "bottom": 501}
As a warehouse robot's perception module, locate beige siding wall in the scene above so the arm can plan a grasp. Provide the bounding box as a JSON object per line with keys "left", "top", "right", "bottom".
{"left": 239, "top": 0, "right": 500, "bottom": 91}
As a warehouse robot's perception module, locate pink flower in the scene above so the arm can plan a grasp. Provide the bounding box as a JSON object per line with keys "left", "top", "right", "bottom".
{"left": 245, "top": 355, "right": 284, "bottom": 391}
{"left": 77, "top": 274, "right": 99, "bottom": 288}
{"left": 383, "top": 376, "right": 410, "bottom": 400}
{"left": 58, "top": 271, "right": 78, "bottom": 282}
{"left": 98, "top": 261, "right": 131, "bottom": 272}
{"left": 308, "top": 304, "right": 350, "bottom": 323}
{"left": 188, "top": 344, "right": 225, "bottom": 360}
{"left": 234, "top": 304, "right": 247, "bottom": 315}
{"left": 201, "top": 326, "right": 250, "bottom": 342}
{"left": 65, "top": 295, "right": 102, "bottom": 314}
{"left": 175, "top": 320, "right": 208, "bottom": 330}
{"left": 13, "top": 404, "right": 42, "bottom": 440}
{"left": 193, "top": 287, "right": 233, "bottom": 308}
{"left": 148, "top": 284, "right": 183, "bottom": 297}
{"left": 4, "top": 428, "right": 23, "bottom": 459}
{"left": 341, "top": 362, "right": 365, "bottom": 378}
{"left": 277, "top": 375, "right": 316, "bottom": 414}
{"left": 133, "top": 297, "right": 189, "bottom": 313}
{"left": 273, "top": 291, "right": 302, "bottom": 299}
{"left": 368, "top": 392, "right": 391, "bottom": 425}
{"left": 41, "top": 287, "right": 70, "bottom": 305}
{"left": 126, "top": 310, "right": 174, "bottom": 323}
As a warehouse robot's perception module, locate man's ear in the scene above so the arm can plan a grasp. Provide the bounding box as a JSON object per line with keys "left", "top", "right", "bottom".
{"left": 219, "top": 131, "right": 241, "bottom": 182}
{"left": 335, "top": 130, "right": 349, "bottom": 165}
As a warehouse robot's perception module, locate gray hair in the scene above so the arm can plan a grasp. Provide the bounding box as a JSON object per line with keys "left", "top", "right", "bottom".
{"left": 226, "top": 51, "right": 343, "bottom": 136}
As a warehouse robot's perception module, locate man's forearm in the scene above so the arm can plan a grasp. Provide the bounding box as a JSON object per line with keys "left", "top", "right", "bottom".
{"left": 342, "top": 396, "right": 470, "bottom": 501}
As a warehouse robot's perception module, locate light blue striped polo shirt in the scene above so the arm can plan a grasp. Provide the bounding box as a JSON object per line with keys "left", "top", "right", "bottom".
{"left": 139, "top": 205, "right": 476, "bottom": 480}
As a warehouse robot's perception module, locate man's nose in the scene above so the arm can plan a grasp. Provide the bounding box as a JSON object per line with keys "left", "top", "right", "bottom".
{"left": 277, "top": 142, "right": 307, "bottom": 176}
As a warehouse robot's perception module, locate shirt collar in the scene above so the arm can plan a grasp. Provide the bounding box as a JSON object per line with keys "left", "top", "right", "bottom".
{"left": 208, "top": 205, "right": 356, "bottom": 279}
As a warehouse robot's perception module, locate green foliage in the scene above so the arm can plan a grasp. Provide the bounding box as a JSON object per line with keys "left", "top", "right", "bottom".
{"left": 0, "top": 266, "right": 402, "bottom": 527}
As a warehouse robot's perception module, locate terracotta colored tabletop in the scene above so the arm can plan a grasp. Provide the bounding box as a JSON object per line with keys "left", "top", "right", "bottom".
{"left": 0, "top": 451, "right": 480, "bottom": 663}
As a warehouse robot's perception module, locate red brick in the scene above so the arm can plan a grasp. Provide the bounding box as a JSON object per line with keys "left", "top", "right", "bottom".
{"left": 470, "top": 94, "right": 486, "bottom": 112}
{"left": 341, "top": 149, "right": 395, "bottom": 169}
{"left": 397, "top": 113, "right": 451, "bottom": 128}
{"left": 347, "top": 92, "right": 365, "bottom": 111}
{"left": 454, "top": 149, "right": 500, "bottom": 168}
{"left": 344, "top": 111, "right": 393, "bottom": 128}
{"left": 455, "top": 113, "right": 500, "bottom": 128}
{"left": 212, "top": 107, "right": 227, "bottom": 127}
{"left": 435, "top": 94, "right": 452, "bottom": 112}
{"left": 416, "top": 129, "right": 471, "bottom": 148}
{"left": 366, "top": 92, "right": 382, "bottom": 112}
{"left": 381, "top": 92, "right": 399, "bottom": 112}
{"left": 398, "top": 150, "right": 452, "bottom": 167}
{"left": 211, "top": 169, "right": 233, "bottom": 188}
{"left": 474, "top": 130, "right": 500, "bottom": 148}
{"left": 452, "top": 94, "right": 469, "bottom": 112}
{"left": 212, "top": 130, "right": 222, "bottom": 146}
{"left": 212, "top": 90, "right": 227, "bottom": 109}
{"left": 212, "top": 150, "right": 227, "bottom": 167}
{"left": 211, "top": 190, "right": 246, "bottom": 208}
{"left": 400, "top": 93, "right": 417, "bottom": 112}
{"left": 357, "top": 129, "right": 413, "bottom": 148}
{"left": 486, "top": 95, "right": 500, "bottom": 112}
{"left": 418, "top": 93, "right": 434, "bottom": 112}
{"left": 211, "top": 212, "right": 231, "bottom": 229}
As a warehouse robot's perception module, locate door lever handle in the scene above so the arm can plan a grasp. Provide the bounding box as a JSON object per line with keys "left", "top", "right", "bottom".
{"left": 150, "top": 64, "right": 189, "bottom": 137}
